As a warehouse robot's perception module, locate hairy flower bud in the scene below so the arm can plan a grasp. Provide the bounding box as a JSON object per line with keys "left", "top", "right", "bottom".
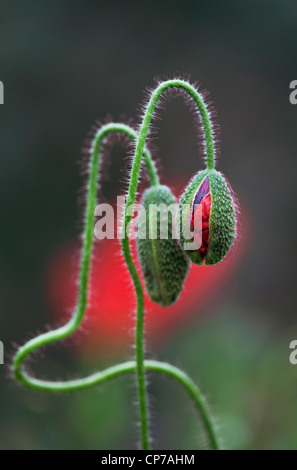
{"left": 178, "top": 169, "right": 237, "bottom": 265}
{"left": 137, "top": 184, "right": 190, "bottom": 307}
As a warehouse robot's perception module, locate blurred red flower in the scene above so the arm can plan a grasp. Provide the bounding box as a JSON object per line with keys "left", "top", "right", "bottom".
{"left": 45, "top": 183, "right": 250, "bottom": 355}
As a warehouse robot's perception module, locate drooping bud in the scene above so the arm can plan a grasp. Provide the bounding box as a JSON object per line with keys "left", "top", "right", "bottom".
{"left": 137, "top": 184, "right": 190, "bottom": 307}
{"left": 178, "top": 169, "right": 238, "bottom": 265}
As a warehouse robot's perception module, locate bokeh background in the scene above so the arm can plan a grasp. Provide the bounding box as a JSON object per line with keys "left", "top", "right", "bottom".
{"left": 1, "top": 0, "right": 297, "bottom": 450}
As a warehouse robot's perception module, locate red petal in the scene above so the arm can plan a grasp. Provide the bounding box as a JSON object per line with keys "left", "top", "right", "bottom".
{"left": 191, "top": 192, "right": 211, "bottom": 258}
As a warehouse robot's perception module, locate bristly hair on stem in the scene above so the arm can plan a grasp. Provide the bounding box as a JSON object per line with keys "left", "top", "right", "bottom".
{"left": 140, "top": 75, "right": 220, "bottom": 168}
{"left": 121, "top": 78, "right": 219, "bottom": 449}
{"left": 12, "top": 79, "right": 223, "bottom": 451}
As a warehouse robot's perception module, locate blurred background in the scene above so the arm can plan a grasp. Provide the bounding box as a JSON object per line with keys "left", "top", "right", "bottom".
{"left": 1, "top": 0, "right": 297, "bottom": 450}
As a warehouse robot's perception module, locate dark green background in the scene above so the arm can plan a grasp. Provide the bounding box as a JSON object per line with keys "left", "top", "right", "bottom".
{"left": 0, "top": 0, "right": 297, "bottom": 449}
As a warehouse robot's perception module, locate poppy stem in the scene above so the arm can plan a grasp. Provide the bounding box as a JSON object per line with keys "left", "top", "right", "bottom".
{"left": 13, "top": 80, "right": 221, "bottom": 451}
{"left": 140, "top": 79, "right": 216, "bottom": 170}
{"left": 12, "top": 122, "right": 158, "bottom": 429}
{"left": 13, "top": 358, "right": 222, "bottom": 449}
{"left": 122, "top": 79, "right": 217, "bottom": 449}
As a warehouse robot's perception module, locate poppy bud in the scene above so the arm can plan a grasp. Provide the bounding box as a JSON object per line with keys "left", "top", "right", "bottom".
{"left": 137, "top": 185, "right": 190, "bottom": 307}
{"left": 178, "top": 169, "right": 237, "bottom": 265}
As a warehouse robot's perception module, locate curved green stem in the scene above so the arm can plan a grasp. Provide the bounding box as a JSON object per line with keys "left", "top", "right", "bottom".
{"left": 14, "top": 123, "right": 158, "bottom": 371}
{"left": 147, "top": 361, "right": 222, "bottom": 450}
{"left": 121, "top": 79, "right": 217, "bottom": 449}
{"left": 14, "top": 359, "right": 222, "bottom": 450}
{"left": 13, "top": 122, "right": 158, "bottom": 387}
{"left": 143, "top": 79, "right": 216, "bottom": 170}
{"left": 13, "top": 80, "right": 220, "bottom": 450}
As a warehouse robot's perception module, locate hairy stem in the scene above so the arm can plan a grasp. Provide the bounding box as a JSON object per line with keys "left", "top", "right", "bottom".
{"left": 121, "top": 79, "right": 217, "bottom": 449}
{"left": 144, "top": 79, "right": 215, "bottom": 169}
{"left": 14, "top": 359, "right": 222, "bottom": 450}
{"left": 13, "top": 80, "right": 220, "bottom": 450}
{"left": 13, "top": 122, "right": 158, "bottom": 387}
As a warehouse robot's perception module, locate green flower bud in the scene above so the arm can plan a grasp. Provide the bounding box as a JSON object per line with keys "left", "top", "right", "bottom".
{"left": 178, "top": 169, "right": 238, "bottom": 265}
{"left": 137, "top": 184, "right": 190, "bottom": 307}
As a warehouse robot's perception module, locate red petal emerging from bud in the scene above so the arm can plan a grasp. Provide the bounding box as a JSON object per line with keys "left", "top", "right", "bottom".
{"left": 191, "top": 176, "right": 211, "bottom": 259}
{"left": 199, "top": 192, "right": 211, "bottom": 257}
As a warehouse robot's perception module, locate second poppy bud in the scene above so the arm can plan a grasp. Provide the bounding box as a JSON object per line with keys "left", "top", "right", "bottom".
{"left": 177, "top": 169, "right": 238, "bottom": 265}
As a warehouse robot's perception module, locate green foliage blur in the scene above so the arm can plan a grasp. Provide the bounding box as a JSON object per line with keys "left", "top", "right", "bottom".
{"left": 0, "top": 0, "right": 297, "bottom": 449}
